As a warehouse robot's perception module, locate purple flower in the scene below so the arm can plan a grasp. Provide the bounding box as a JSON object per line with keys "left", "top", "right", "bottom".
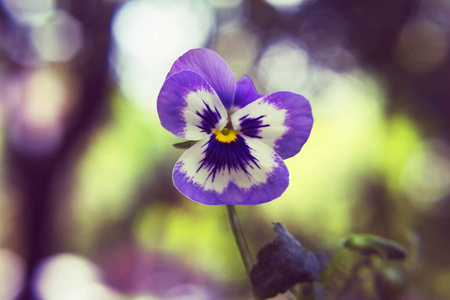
{"left": 157, "top": 48, "right": 313, "bottom": 205}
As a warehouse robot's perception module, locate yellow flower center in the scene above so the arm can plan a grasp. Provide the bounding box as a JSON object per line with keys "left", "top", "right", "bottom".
{"left": 214, "top": 128, "right": 237, "bottom": 143}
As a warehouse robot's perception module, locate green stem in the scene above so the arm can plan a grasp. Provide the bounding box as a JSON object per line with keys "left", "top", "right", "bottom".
{"left": 226, "top": 205, "right": 263, "bottom": 300}
{"left": 319, "top": 247, "right": 345, "bottom": 283}
{"left": 338, "top": 257, "right": 371, "bottom": 298}
{"left": 295, "top": 285, "right": 302, "bottom": 300}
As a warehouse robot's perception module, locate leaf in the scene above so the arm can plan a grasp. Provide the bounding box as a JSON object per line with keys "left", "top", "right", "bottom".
{"left": 343, "top": 234, "right": 408, "bottom": 261}
{"left": 172, "top": 140, "right": 197, "bottom": 149}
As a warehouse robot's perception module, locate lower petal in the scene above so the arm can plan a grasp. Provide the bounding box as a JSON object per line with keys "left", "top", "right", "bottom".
{"left": 172, "top": 135, "right": 289, "bottom": 205}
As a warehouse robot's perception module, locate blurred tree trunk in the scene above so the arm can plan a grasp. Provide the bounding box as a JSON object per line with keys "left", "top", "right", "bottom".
{"left": 0, "top": 1, "right": 117, "bottom": 299}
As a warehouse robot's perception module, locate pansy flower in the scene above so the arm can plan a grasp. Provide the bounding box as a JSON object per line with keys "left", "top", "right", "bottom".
{"left": 157, "top": 48, "right": 313, "bottom": 205}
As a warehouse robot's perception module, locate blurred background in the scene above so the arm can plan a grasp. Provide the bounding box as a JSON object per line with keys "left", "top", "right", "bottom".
{"left": 0, "top": 0, "right": 450, "bottom": 299}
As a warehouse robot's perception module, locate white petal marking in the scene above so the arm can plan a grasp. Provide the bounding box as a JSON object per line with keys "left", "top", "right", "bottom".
{"left": 182, "top": 89, "right": 228, "bottom": 139}
{"left": 232, "top": 137, "right": 278, "bottom": 189}
{"left": 230, "top": 99, "right": 289, "bottom": 149}
{"left": 175, "top": 135, "right": 279, "bottom": 194}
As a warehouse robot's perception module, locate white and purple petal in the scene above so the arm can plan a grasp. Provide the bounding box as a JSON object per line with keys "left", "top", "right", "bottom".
{"left": 173, "top": 135, "right": 289, "bottom": 205}
{"left": 166, "top": 48, "right": 236, "bottom": 110}
{"left": 157, "top": 70, "right": 228, "bottom": 140}
{"left": 230, "top": 92, "right": 313, "bottom": 159}
{"left": 231, "top": 75, "right": 263, "bottom": 112}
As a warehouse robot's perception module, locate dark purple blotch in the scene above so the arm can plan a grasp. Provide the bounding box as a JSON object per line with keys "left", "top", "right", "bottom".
{"left": 195, "top": 100, "right": 222, "bottom": 134}
{"left": 238, "top": 114, "right": 270, "bottom": 139}
{"left": 197, "top": 135, "right": 260, "bottom": 182}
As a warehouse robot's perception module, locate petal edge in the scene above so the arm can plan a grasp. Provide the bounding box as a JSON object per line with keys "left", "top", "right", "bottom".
{"left": 167, "top": 48, "right": 236, "bottom": 110}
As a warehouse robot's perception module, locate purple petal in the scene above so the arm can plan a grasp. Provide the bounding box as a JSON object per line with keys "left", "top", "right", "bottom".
{"left": 157, "top": 70, "right": 228, "bottom": 140}
{"left": 167, "top": 48, "right": 236, "bottom": 110}
{"left": 173, "top": 135, "right": 289, "bottom": 205}
{"left": 232, "top": 75, "right": 263, "bottom": 110}
{"left": 230, "top": 92, "right": 313, "bottom": 159}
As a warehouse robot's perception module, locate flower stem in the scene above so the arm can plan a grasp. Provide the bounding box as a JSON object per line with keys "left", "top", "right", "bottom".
{"left": 226, "top": 205, "right": 262, "bottom": 300}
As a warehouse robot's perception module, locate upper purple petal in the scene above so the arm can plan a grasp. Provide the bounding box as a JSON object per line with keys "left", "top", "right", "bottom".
{"left": 233, "top": 75, "right": 263, "bottom": 110}
{"left": 167, "top": 48, "right": 236, "bottom": 110}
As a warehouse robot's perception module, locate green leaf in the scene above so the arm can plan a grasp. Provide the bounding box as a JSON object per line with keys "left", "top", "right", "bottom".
{"left": 172, "top": 140, "right": 197, "bottom": 149}
{"left": 343, "top": 234, "right": 408, "bottom": 261}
